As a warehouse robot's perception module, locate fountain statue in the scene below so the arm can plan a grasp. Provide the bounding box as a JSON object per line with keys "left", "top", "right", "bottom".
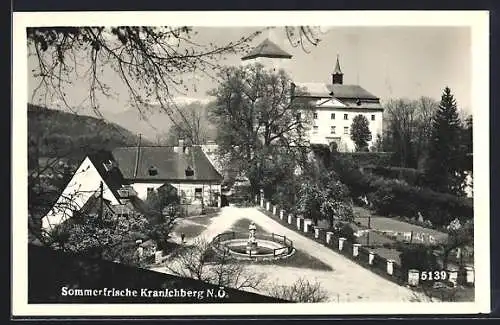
{"left": 246, "top": 221, "right": 258, "bottom": 255}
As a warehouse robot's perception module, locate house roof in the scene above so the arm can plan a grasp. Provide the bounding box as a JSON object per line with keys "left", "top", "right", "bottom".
{"left": 111, "top": 146, "right": 223, "bottom": 182}
{"left": 87, "top": 150, "right": 127, "bottom": 201}
{"left": 241, "top": 38, "right": 293, "bottom": 61}
{"left": 294, "top": 82, "right": 379, "bottom": 100}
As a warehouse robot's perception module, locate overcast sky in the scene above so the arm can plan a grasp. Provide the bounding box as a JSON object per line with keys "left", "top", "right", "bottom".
{"left": 28, "top": 26, "right": 472, "bottom": 117}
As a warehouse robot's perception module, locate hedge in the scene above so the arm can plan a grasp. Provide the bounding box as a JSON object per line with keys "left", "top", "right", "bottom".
{"left": 364, "top": 165, "right": 426, "bottom": 186}
{"left": 329, "top": 153, "right": 473, "bottom": 227}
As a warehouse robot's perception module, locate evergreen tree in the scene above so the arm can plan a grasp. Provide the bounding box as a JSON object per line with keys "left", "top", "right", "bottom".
{"left": 425, "top": 87, "right": 467, "bottom": 195}
{"left": 350, "top": 114, "right": 372, "bottom": 151}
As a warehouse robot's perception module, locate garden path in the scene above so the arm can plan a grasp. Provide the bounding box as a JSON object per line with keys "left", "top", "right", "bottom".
{"left": 152, "top": 206, "right": 425, "bottom": 302}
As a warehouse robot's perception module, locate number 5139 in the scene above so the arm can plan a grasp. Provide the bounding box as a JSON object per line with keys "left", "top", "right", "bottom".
{"left": 420, "top": 270, "right": 448, "bottom": 281}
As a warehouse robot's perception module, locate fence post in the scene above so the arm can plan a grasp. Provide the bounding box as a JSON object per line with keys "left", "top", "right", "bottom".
{"left": 296, "top": 216, "right": 302, "bottom": 230}
{"left": 353, "top": 243, "right": 361, "bottom": 257}
{"left": 339, "top": 237, "right": 346, "bottom": 251}
{"left": 288, "top": 214, "right": 293, "bottom": 224}
{"left": 266, "top": 201, "right": 270, "bottom": 211}
{"left": 326, "top": 232, "right": 333, "bottom": 244}
{"left": 368, "top": 251, "right": 375, "bottom": 265}
{"left": 386, "top": 260, "right": 394, "bottom": 275}
{"left": 314, "top": 226, "right": 320, "bottom": 239}
{"left": 280, "top": 209, "right": 284, "bottom": 220}
{"left": 465, "top": 266, "right": 475, "bottom": 285}
{"left": 408, "top": 269, "right": 419, "bottom": 286}
{"left": 272, "top": 205, "right": 277, "bottom": 215}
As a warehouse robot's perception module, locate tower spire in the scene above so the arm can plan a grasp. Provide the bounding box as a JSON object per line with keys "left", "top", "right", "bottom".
{"left": 332, "top": 54, "right": 344, "bottom": 85}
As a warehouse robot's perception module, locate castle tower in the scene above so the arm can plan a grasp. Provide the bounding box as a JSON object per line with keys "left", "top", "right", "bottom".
{"left": 241, "top": 29, "right": 293, "bottom": 74}
{"left": 332, "top": 55, "right": 344, "bottom": 85}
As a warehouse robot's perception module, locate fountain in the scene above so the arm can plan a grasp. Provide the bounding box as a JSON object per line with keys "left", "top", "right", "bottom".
{"left": 211, "top": 221, "right": 296, "bottom": 261}
{"left": 246, "top": 222, "right": 258, "bottom": 255}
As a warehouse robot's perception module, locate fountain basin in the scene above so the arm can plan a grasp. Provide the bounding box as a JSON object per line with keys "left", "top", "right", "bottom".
{"left": 211, "top": 232, "right": 295, "bottom": 261}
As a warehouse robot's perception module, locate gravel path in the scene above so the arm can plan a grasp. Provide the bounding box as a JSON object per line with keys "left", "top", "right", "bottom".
{"left": 152, "top": 206, "right": 423, "bottom": 302}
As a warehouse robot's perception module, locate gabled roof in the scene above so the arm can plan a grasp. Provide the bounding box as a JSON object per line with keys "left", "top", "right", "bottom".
{"left": 87, "top": 150, "right": 127, "bottom": 201}
{"left": 111, "top": 146, "right": 223, "bottom": 182}
{"left": 294, "top": 82, "right": 379, "bottom": 100}
{"left": 241, "top": 38, "right": 292, "bottom": 61}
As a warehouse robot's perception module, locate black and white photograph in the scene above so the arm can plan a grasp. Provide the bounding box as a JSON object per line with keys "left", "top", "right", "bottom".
{"left": 12, "top": 11, "right": 490, "bottom": 316}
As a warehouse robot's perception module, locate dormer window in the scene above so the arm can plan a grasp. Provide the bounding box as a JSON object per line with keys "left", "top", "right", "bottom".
{"left": 148, "top": 166, "right": 158, "bottom": 176}
{"left": 103, "top": 159, "right": 114, "bottom": 172}
{"left": 185, "top": 166, "right": 194, "bottom": 177}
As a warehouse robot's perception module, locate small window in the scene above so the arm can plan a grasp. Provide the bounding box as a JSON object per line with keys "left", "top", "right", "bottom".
{"left": 356, "top": 99, "right": 362, "bottom": 106}
{"left": 313, "top": 112, "right": 318, "bottom": 119}
{"left": 331, "top": 113, "right": 335, "bottom": 120}
{"left": 344, "top": 127, "right": 349, "bottom": 134}
{"left": 330, "top": 126, "right": 336, "bottom": 134}
{"left": 344, "top": 114, "right": 348, "bottom": 120}
{"left": 185, "top": 166, "right": 194, "bottom": 177}
{"left": 148, "top": 166, "right": 158, "bottom": 176}
{"left": 195, "top": 188, "right": 202, "bottom": 199}
{"left": 371, "top": 114, "right": 375, "bottom": 121}
{"left": 312, "top": 125, "right": 319, "bottom": 134}
{"left": 147, "top": 187, "right": 155, "bottom": 198}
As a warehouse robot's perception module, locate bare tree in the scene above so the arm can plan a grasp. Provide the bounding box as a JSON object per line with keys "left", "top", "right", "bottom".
{"left": 383, "top": 97, "right": 439, "bottom": 168}
{"left": 28, "top": 26, "right": 322, "bottom": 119}
{"left": 266, "top": 277, "right": 329, "bottom": 303}
{"left": 165, "top": 237, "right": 266, "bottom": 291}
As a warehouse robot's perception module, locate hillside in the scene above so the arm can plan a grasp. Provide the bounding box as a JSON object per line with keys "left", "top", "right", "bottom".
{"left": 28, "top": 104, "right": 150, "bottom": 164}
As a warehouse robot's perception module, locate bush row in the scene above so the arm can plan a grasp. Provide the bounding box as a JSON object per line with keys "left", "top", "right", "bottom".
{"left": 364, "top": 165, "right": 426, "bottom": 186}
{"left": 330, "top": 153, "right": 473, "bottom": 227}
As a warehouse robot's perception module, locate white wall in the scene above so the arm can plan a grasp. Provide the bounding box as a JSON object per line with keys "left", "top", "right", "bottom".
{"left": 306, "top": 108, "right": 383, "bottom": 152}
{"left": 131, "top": 182, "right": 221, "bottom": 205}
{"left": 42, "top": 157, "right": 119, "bottom": 232}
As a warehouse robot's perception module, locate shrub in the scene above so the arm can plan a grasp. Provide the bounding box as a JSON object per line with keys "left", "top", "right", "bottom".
{"left": 399, "top": 244, "right": 439, "bottom": 275}
{"left": 333, "top": 223, "right": 356, "bottom": 243}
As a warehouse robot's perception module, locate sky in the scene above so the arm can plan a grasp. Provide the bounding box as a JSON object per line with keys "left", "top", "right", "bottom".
{"left": 27, "top": 26, "right": 472, "bottom": 123}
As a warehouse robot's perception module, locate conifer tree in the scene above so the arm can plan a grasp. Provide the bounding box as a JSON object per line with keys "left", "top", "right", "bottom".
{"left": 425, "top": 87, "right": 467, "bottom": 195}
{"left": 350, "top": 114, "right": 372, "bottom": 151}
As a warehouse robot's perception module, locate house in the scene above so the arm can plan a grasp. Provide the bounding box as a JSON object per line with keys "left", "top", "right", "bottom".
{"left": 293, "top": 56, "right": 384, "bottom": 152}
{"left": 42, "top": 141, "right": 223, "bottom": 232}
{"left": 42, "top": 151, "right": 126, "bottom": 231}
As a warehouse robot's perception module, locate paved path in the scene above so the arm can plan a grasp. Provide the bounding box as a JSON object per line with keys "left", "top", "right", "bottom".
{"left": 152, "top": 206, "right": 424, "bottom": 302}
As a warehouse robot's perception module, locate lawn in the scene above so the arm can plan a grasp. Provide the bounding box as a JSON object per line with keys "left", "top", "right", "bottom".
{"left": 173, "top": 223, "right": 207, "bottom": 239}
{"left": 353, "top": 206, "right": 448, "bottom": 244}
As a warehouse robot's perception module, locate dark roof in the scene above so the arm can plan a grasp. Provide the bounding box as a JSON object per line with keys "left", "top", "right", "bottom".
{"left": 87, "top": 150, "right": 127, "bottom": 201}
{"left": 241, "top": 38, "right": 292, "bottom": 61}
{"left": 333, "top": 55, "right": 343, "bottom": 75}
{"left": 294, "top": 82, "right": 379, "bottom": 100}
{"left": 111, "top": 146, "right": 223, "bottom": 182}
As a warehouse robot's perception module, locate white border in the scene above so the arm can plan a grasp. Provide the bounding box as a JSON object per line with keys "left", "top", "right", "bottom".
{"left": 12, "top": 10, "right": 490, "bottom": 316}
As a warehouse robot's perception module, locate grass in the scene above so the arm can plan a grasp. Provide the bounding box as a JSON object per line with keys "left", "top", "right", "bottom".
{"left": 353, "top": 205, "right": 448, "bottom": 243}
{"left": 173, "top": 223, "right": 207, "bottom": 239}
{"left": 268, "top": 248, "right": 333, "bottom": 271}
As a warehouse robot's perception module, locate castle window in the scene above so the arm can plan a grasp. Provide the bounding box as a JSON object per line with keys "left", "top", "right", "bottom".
{"left": 331, "top": 113, "right": 335, "bottom": 120}
{"left": 185, "top": 166, "right": 194, "bottom": 177}
{"left": 148, "top": 166, "right": 158, "bottom": 176}
{"left": 344, "top": 127, "right": 349, "bottom": 135}
{"left": 330, "top": 126, "right": 336, "bottom": 134}
{"left": 312, "top": 125, "right": 318, "bottom": 134}
{"left": 344, "top": 114, "right": 348, "bottom": 120}
{"left": 313, "top": 112, "right": 318, "bottom": 119}
{"left": 371, "top": 114, "right": 375, "bottom": 121}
